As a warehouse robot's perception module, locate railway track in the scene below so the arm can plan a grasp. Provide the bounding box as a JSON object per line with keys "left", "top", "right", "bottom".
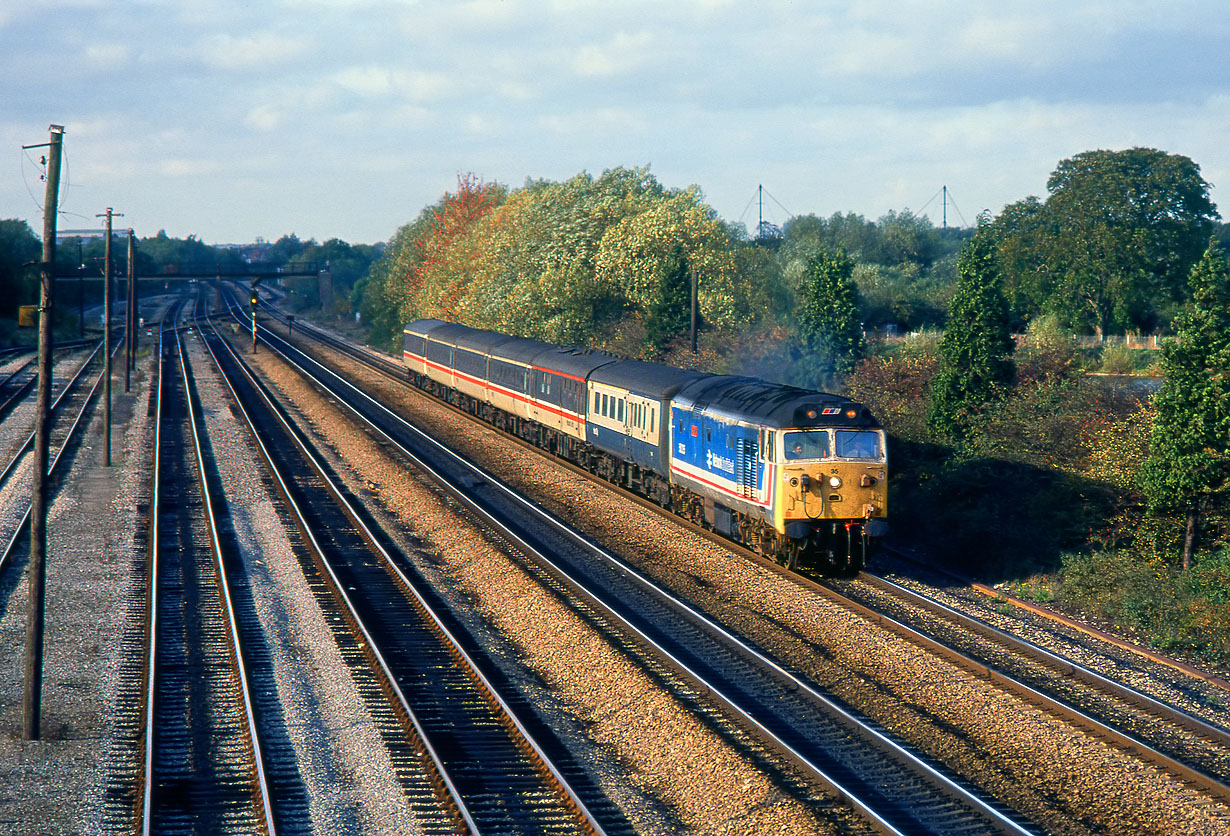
{"left": 231, "top": 290, "right": 1038, "bottom": 835}
{"left": 0, "top": 340, "right": 113, "bottom": 576}
{"left": 200, "top": 300, "right": 609, "bottom": 834}
{"left": 101, "top": 303, "right": 280, "bottom": 835}
{"left": 246, "top": 292, "right": 1230, "bottom": 832}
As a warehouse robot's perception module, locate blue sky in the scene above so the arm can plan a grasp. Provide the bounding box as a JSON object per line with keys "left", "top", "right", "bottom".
{"left": 3, "top": 0, "right": 1227, "bottom": 245}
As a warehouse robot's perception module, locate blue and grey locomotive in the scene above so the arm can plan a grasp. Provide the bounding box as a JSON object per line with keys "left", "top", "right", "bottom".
{"left": 403, "top": 319, "right": 887, "bottom": 571}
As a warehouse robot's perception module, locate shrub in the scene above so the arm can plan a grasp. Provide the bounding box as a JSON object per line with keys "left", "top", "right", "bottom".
{"left": 1098, "top": 344, "right": 1138, "bottom": 374}
{"left": 1055, "top": 549, "right": 1230, "bottom": 662}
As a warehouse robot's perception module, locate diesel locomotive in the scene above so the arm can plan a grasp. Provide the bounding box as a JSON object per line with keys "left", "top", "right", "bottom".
{"left": 404, "top": 319, "right": 887, "bottom": 572}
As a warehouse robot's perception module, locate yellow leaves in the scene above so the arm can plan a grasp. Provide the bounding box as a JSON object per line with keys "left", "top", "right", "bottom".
{"left": 594, "top": 189, "right": 740, "bottom": 327}
{"left": 377, "top": 166, "right": 744, "bottom": 344}
{"left": 1082, "top": 399, "right": 1154, "bottom": 489}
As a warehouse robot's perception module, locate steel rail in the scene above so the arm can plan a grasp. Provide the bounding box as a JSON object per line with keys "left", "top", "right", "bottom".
{"left": 139, "top": 313, "right": 168, "bottom": 836}
{"left": 277, "top": 297, "right": 1230, "bottom": 810}
{"left": 845, "top": 571, "right": 1230, "bottom": 804}
{"left": 0, "top": 340, "right": 112, "bottom": 576}
{"left": 230, "top": 294, "right": 1034, "bottom": 836}
{"left": 211, "top": 288, "right": 608, "bottom": 836}
{"left": 173, "top": 322, "right": 278, "bottom": 834}
{"left": 200, "top": 311, "right": 556, "bottom": 835}
{"left": 0, "top": 341, "right": 103, "bottom": 494}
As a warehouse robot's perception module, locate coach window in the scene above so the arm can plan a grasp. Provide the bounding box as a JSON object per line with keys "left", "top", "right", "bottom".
{"left": 650, "top": 409, "right": 655, "bottom": 434}
{"left": 593, "top": 392, "right": 600, "bottom": 413}
{"left": 618, "top": 399, "right": 624, "bottom": 422}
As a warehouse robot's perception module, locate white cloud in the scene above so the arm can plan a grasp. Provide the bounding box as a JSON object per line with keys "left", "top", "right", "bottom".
{"left": 571, "top": 30, "right": 655, "bottom": 78}
{"left": 0, "top": 0, "right": 1227, "bottom": 244}
{"left": 330, "top": 66, "right": 456, "bottom": 102}
{"left": 245, "top": 105, "right": 284, "bottom": 132}
{"left": 196, "top": 31, "right": 311, "bottom": 71}
{"left": 84, "top": 43, "right": 130, "bottom": 70}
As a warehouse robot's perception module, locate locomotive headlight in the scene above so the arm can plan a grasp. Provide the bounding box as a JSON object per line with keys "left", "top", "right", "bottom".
{"left": 828, "top": 475, "right": 842, "bottom": 489}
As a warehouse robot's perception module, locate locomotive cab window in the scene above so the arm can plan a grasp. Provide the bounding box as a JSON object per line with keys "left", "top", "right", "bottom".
{"left": 783, "top": 430, "right": 830, "bottom": 460}
{"left": 835, "top": 429, "right": 881, "bottom": 459}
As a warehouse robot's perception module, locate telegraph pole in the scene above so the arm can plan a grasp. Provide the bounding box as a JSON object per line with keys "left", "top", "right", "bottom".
{"left": 98, "top": 208, "right": 121, "bottom": 466}
{"left": 77, "top": 239, "right": 84, "bottom": 338}
{"left": 125, "top": 230, "right": 135, "bottom": 392}
{"left": 24, "top": 124, "right": 64, "bottom": 740}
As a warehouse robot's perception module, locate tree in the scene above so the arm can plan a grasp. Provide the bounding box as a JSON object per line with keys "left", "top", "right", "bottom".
{"left": 993, "top": 148, "right": 1219, "bottom": 335}
{"left": 643, "top": 244, "right": 691, "bottom": 355}
{"left": 1137, "top": 243, "right": 1230, "bottom": 570}
{"left": 0, "top": 220, "right": 40, "bottom": 319}
{"left": 796, "top": 247, "right": 865, "bottom": 382}
{"left": 928, "top": 224, "right": 1016, "bottom": 443}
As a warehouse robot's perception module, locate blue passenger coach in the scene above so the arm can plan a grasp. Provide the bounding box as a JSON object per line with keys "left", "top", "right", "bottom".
{"left": 586, "top": 359, "right": 707, "bottom": 506}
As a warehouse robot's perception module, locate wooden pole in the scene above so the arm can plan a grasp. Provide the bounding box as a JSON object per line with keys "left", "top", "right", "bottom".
{"left": 24, "top": 124, "right": 64, "bottom": 740}
{"left": 125, "top": 230, "right": 135, "bottom": 392}
{"left": 101, "top": 209, "right": 115, "bottom": 466}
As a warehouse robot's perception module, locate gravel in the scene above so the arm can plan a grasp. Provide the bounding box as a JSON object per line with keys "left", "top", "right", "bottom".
{"left": 243, "top": 333, "right": 851, "bottom": 835}
{"left": 300, "top": 334, "right": 1230, "bottom": 836}
{"left": 0, "top": 351, "right": 149, "bottom": 835}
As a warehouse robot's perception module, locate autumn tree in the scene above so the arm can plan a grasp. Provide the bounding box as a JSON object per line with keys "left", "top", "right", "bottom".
{"left": 928, "top": 225, "right": 1016, "bottom": 443}
{"left": 1137, "top": 243, "right": 1230, "bottom": 570}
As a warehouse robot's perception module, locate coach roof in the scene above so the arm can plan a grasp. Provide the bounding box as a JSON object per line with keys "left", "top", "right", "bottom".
{"left": 590, "top": 358, "right": 709, "bottom": 400}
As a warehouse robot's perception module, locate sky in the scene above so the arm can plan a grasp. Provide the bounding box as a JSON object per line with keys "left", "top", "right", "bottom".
{"left": 3, "top": 0, "right": 1228, "bottom": 246}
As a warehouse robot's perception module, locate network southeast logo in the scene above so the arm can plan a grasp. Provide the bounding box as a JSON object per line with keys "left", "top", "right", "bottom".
{"left": 706, "top": 450, "right": 735, "bottom": 474}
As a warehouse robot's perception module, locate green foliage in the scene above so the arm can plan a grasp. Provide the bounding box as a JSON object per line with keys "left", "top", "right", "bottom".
{"left": 1137, "top": 244, "right": 1230, "bottom": 567}
{"left": 927, "top": 226, "right": 1016, "bottom": 443}
{"left": 642, "top": 244, "right": 691, "bottom": 355}
{"left": 1096, "top": 345, "right": 1138, "bottom": 375}
{"left": 361, "top": 167, "right": 744, "bottom": 352}
{"left": 992, "top": 148, "right": 1219, "bottom": 335}
{"left": 0, "top": 219, "right": 40, "bottom": 319}
{"left": 1017, "top": 313, "right": 1079, "bottom": 384}
{"left": 123, "top": 229, "right": 248, "bottom": 277}
{"left": 795, "top": 248, "right": 865, "bottom": 384}
{"left": 1055, "top": 549, "right": 1230, "bottom": 662}
{"left": 844, "top": 336, "right": 940, "bottom": 444}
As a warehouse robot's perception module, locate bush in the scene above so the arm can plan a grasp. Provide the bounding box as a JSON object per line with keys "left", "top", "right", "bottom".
{"left": 1098, "top": 344, "right": 1138, "bottom": 374}
{"left": 1055, "top": 549, "right": 1230, "bottom": 663}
